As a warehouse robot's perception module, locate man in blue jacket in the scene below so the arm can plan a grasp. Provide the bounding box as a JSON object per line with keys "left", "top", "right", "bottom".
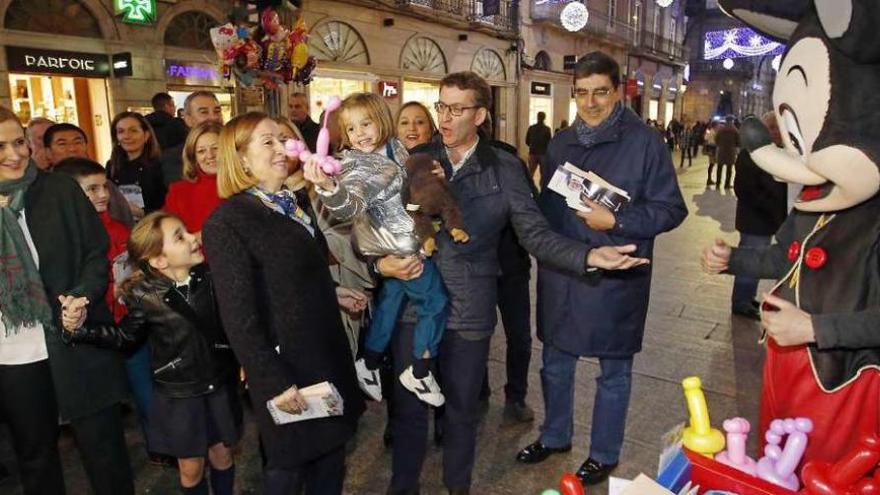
{"left": 515, "top": 51, "right": 688, "bottom": 486}
{"left": 374, "top": 71, "right": 651, "bottom": 495}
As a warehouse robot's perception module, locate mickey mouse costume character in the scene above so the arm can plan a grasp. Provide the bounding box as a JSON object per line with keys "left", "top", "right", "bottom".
{"left": 704, "top": 0, "right": 880, "bottom": 465}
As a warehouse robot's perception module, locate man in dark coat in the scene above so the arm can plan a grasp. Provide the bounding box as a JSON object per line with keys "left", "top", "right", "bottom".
{"left": 526, "top": 111, "right": 552, "bottom": 179}
{"left": 160, "top": 91, "right": 223, "bottom": 185}
{"left": 376, "top": 71, "right": 649, "bottom": 495}
{"left": 516, "top": 52, "right": 687, "bottom": 486}
{"left": 145, "top": 92, "right": 187, "bottom": 151}
{"left": 731, "top": 112, "right": 788, "bottom": 319}
{"left": 289, "top": 92, "right": 320, "bottom": 153}
{"left": 714, "top": 115, "right": 740, "bottom": 189}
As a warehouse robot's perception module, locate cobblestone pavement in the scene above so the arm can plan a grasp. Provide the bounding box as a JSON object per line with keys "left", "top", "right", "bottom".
{"left": 0, "top": 151, "right": 768, "bottom": 494}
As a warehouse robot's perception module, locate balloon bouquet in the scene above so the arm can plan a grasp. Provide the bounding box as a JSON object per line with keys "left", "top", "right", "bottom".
{"left": 209, "top": 7, "right": 316, "bottom": 89}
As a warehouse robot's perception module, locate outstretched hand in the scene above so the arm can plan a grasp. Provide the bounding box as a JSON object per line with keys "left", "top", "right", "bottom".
{"left": 586, "top": 244, "right": 650, "bottom": 271}
{"left": 302, "top": 155, "right": 336, "bottom": 191}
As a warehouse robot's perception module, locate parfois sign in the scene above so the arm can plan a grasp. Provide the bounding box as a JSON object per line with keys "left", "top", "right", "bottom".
{"left": 6, "top": 47, "right": 111, "bottom": 77}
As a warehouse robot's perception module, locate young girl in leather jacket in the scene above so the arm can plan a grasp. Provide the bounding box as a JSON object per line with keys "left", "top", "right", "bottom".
{"left": 63, "top": 211, "right": 241, "bottom": 495}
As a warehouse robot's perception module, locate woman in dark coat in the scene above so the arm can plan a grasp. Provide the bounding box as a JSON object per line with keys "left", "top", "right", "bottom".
{"left": 106, "top": 111, "right": 166, "bottom": 217}
{"left": 203, "top": 112, "right": 364, "bottom": 495}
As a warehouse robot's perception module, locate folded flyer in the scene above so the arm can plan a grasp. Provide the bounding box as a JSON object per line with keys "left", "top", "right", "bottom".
{"left": 547, "top": 162, "right": 631, "bottom": 212}
{"left": 266, "top": 381, "right": 344, "bottom": 425}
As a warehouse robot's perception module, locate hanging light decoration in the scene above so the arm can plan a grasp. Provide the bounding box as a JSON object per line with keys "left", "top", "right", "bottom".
{"left": 560, "top": 1, "right": 589, "bottom": 32}
{"left": 723, "top": 58, "right": 734, "bottom": 70}
{"left": 703, "top": 27, "right": 785, "bottom": 60}
{"left": 656, "top": 0, "right": 673, "bottom": 7}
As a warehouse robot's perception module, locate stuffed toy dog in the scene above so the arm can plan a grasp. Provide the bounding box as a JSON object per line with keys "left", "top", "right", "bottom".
{"left": 718, "top": 0, "right": 880, "bottom": 465}
{"left": 402, "top": 153, "right": 469, "bottom": 256}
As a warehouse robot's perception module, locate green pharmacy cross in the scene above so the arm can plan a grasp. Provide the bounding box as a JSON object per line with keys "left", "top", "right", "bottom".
{"left": 115, "top": 0, "right": 156, "bottom": 25}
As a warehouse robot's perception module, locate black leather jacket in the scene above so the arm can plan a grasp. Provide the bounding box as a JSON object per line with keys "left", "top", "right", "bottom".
{"left": 66, "top": 264, "right": 237, "bottom": 398}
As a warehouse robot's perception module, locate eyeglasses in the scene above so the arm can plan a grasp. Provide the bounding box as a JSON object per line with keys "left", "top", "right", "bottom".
{"left": 572, "top": 87, "right": 614, "bottom": 99}
{"left": 434, "top": 102, "right": 480, "bottom": 117}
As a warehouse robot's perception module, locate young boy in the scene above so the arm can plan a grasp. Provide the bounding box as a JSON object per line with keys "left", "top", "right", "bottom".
{"left": 54, "top": 158, "right": 130, "bottom": 321}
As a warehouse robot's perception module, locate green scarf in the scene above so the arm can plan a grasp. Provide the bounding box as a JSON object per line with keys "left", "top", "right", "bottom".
{"left": 0, "top": 162, "right": 53, "bottom": 335}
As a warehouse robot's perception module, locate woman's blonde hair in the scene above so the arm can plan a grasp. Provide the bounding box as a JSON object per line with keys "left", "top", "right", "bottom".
{"left": 216, "top": 112, "right": 268, "bottom": 199}
{"left": 120, "top": 211, "right": 180, "bottom": 296}
{"left": 272, "top": 117, "right": 304, "bottom": 141}
{"left": 338, "top": 92, "right": 394, "bottom": 150}
{"left": 181, "top": 121, "right": 223, "bottom": 182}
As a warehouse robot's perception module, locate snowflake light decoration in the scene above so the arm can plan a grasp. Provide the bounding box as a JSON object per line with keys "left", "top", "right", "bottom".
{"left": 723, "top": 58, "right": 734, "bottom": 70}
{"left": 560, "top": 2, "right": 589, "bottom": 32}
{"left": 703, "top": 27, "right": 784, "bottom": 60}
{"left": 656, "top": 0, "right": 673, "bottom": 7}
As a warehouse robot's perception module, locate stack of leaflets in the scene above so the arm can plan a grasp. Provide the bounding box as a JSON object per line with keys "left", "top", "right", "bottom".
{"left": 266, "top": 381, "right": 344, "bottom": 425}
{"left": 547, "top": 162, "right": 631, "bottom": 212}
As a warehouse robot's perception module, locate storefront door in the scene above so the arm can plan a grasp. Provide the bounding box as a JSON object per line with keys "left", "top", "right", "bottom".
{"left": 308, "top": 76, "right": 371, "bottom": 122}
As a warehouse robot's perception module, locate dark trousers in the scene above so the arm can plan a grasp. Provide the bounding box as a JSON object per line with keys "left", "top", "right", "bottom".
{"left": 716, "top": 159, "right": 734, "bottom": 188}
{"left": 497, "top": 272, "right": 531, "bottom": 404}
{"left": 367, "top": 260, "right": 447, "bottom": 360}
{"left": 679, "top": 144, "right": 693, "bottom": 168}
{"left": 527, "top": 153, "right": 543, "bottom": 179}
{"left": 0, "top": 360, "right": 64, "bottom": 495}
{"left": 69, "top": 403, "right": 134, "bottom": 495}
{"left": 390, "top": 324, "right": 491, "bottom": 492}
{"left": 263, "top": 445, "right": 345, "bottom": 495}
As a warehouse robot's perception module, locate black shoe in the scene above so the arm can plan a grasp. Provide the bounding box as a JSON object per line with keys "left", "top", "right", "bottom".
{"left": 576, "top": 457, "right": 618, "bottom": 485}
{"left": 503, "top": 401, "right": 535, "bottom": 424}
{"left": 706, "top": 180, "right": 715, "bottom": 186}
{"left": 515, "top": 441, "right": 572, "bottom": 464}
{"left": 732, "top": 305, "right": 760, "bottom": 320}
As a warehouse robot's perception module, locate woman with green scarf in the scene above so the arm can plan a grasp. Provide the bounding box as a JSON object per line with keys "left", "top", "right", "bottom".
{"left": 0, "top": 107, "right": 132, "bottom": 495}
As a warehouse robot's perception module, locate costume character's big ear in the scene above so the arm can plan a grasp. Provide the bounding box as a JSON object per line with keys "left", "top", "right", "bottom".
{"left": 814, "top": 0, "right": 880, "bottom": 63}
{"left": 716, "top": 0, "right": 811, "bottom": 40}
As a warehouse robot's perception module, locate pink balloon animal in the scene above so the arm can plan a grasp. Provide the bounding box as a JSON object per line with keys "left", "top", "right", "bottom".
{"left": 284, "top": 96, "right": 342, "bottom": 175}
{"left": 756, "top": 417, "right": 813, "bottom": 491}
{"left": 715, "top": 417, "right": 758, "bottom": 476}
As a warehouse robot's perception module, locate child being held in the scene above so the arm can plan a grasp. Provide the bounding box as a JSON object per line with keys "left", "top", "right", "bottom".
{"left": 62, "top": 212, "right": 241, "bottom": 495}
{"left": 304, "top": 92, "right": 464, "bottom": 407}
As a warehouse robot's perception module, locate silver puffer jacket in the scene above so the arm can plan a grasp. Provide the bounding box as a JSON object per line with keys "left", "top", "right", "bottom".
{"left": 318, "top": 139, "right": 421, "bottom": 256}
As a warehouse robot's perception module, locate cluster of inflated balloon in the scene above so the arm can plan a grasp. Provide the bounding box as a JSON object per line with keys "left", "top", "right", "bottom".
{"left": 284, "top": 96, "right": 342, "bottom": 175}
{"left": 209, "top": 8, "right": 316, "bottom": 89}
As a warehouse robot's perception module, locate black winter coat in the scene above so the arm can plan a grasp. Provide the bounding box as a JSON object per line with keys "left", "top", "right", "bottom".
{"left": 24, "top": 171, "right": 128, "bottom": 420}
{"left": 107, "top": 154, "right": 167, "bottom": 213}
{"left": 203, "top": 193, "right": 364, "bottom": 468}
{"left": 733, "top": 149, "right": 788, "bottom": 235}
{"left": 65, "top": 264, "right": 237, "bottom": 398}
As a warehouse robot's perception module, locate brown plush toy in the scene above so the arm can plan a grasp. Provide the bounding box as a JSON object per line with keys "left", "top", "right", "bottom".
{"left": 403, "top": 153, "right": 469, "bottom": 255}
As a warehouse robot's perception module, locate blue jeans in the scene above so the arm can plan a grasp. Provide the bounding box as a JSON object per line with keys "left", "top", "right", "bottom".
{"left": 367, "top": 259, "right": 447, "bottom": 360}
{"left": 539, "top": 343, "right": 633, "bottom": 464}
{"left": 731, "top": 233, "right": 772, "bottom": 310}
{"left": 125, "top": 344, "right": 153, "bottom": 449}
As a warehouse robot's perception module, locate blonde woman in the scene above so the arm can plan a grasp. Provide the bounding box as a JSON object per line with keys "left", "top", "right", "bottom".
{"left": 164, "top": 121, "right": 224, "bottom": 239}
{"left": 202, "top": 113, "right": 364, "bottom": 495}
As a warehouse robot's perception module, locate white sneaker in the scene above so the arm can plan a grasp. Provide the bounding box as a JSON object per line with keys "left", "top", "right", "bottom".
{"left": 399, "top": 366, "right": 445, "bottom": 407}
{"left": 354, "top": 358, "right": 382, "bottom": 401}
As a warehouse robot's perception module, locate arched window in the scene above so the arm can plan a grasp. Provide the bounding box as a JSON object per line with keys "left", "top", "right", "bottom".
{"left": 471, "top": 49, "right": 506, "bottom": 81}
{"left": 309, "top": 21, "right": 370, "bottom": 65}
{"left": 400, "top": 37, "right": 447, "bottom": 74}
{"left": 534, "top": 51, "right": 552, "bottom": 71}
{"left": 4, "top": 0, "right": 102, "bottom": 38}
{"left": 164, "top": 12, "right": 218, "bottom": 51}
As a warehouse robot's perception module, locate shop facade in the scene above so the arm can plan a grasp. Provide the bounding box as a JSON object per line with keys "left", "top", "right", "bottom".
{"left": 0, "top": 0, "right": 235, "bottom": 162}
{"left": 298, "top": 0, "right": 519, "bottom": 145}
